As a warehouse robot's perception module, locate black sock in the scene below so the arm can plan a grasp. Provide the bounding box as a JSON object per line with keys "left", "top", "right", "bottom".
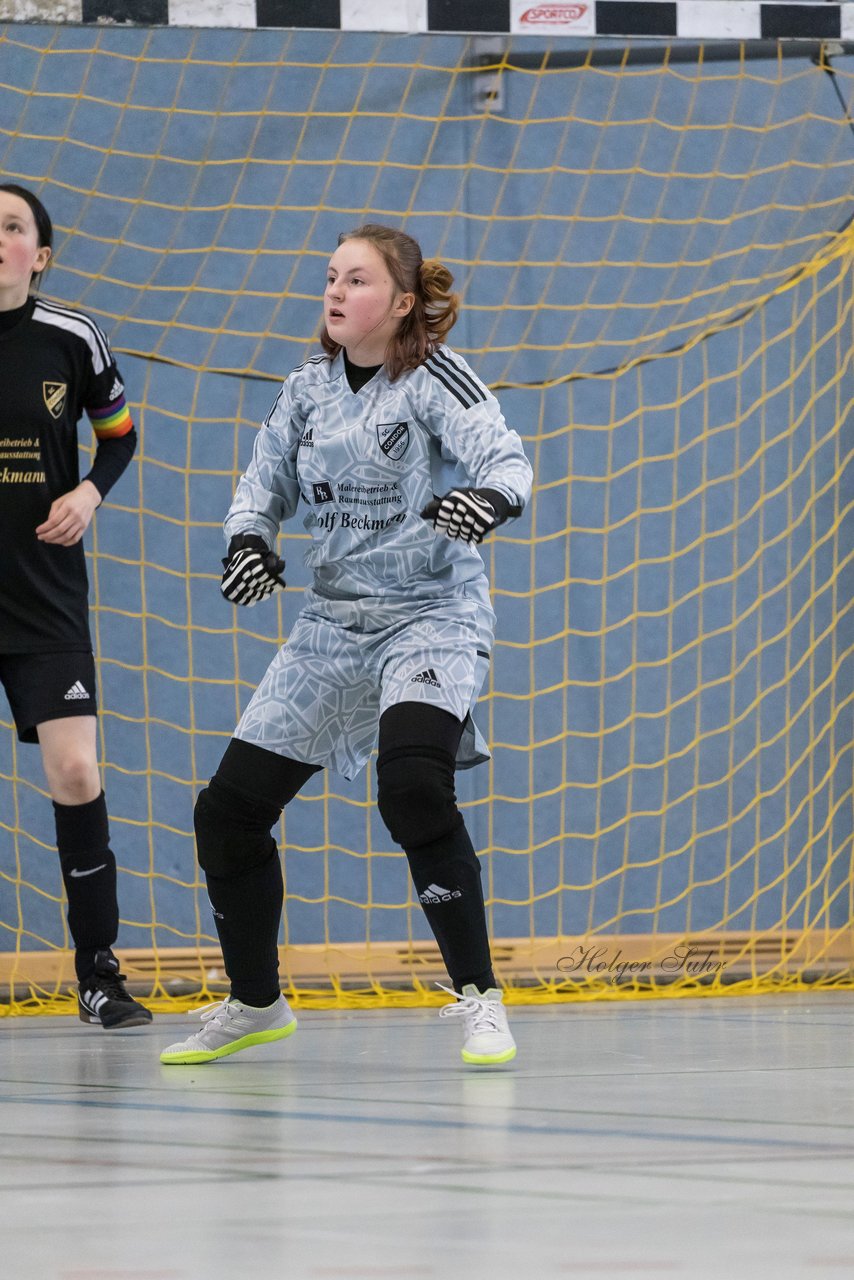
{"left": 53, "top": 792, "right": 119, "bottom": 981}
{"left": 407, "top": 824, "right": 495, "bottom": 993}
{"left": 453, "top": 968, "right": 498, "bottom": 995}
{"left": 205, "top": 849, "right": 283, "bottom": 1008}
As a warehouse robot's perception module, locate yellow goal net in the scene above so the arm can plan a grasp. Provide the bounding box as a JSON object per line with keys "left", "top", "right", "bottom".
{"left": 1, "top": 22, "right": 852, "bottom": 1011}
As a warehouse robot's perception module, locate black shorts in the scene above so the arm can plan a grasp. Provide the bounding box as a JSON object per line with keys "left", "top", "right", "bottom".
{"left": 0, "top": 651, "right": 98, "bottom": 744}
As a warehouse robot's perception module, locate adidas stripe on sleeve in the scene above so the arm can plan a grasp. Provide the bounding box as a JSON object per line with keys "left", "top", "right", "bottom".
{"left": 420, "top": 346, "right": 532, "bottom": 513}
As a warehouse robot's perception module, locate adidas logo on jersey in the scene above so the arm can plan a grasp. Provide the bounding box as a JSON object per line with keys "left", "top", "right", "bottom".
{"left": 109, "top": 376, "right": 124, "bottom": 400}
{"left": 64, "top": 681, "right": 90, "bottom": 700}
{"left": 410, "top": 667, "right": 441, "bottom": 687}
{"left": 299, "top": 427, "right": 314, "bottom": 448}
{"left": 419, "top": 883, "right": 462, "bottom": 904}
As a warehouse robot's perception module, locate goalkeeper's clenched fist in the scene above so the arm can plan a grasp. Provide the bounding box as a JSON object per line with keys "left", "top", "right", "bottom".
{"left": 420, "top": 487, "right": 511, "bottom": 546}
{"left": 221, "top": 533, "right": 286, "bottom": 606}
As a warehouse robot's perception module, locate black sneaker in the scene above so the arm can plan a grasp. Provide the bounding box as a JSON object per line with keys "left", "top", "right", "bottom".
{"left": 77, "top": 950, "right": 153, "bottom": 1029}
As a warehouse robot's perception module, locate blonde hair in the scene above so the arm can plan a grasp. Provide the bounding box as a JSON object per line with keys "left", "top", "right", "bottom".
{"left": 319, "top": 223, "right": 459, "bottom": 381}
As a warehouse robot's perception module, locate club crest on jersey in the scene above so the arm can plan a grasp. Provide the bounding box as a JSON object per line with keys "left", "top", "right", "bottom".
{"left": 43, "top": 381, "right": 67, "bottom": 419}
{"left": 376, "top": 420, "right": 410, "bottom": 461}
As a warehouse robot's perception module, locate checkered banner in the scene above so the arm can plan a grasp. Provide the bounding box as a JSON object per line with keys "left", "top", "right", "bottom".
{"left": 3, "top": 1, "right": 854, "bottom": 40}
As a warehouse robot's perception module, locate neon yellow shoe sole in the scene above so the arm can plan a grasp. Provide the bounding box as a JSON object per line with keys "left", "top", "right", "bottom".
{"left": 462, "top": 1043, "right": 517, "bottom": 1066}
{"left": 160, "top": 1018, "right": 296, "bottom": 1065}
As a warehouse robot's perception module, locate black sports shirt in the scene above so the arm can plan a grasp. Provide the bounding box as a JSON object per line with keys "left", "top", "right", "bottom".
{"left": 0, "top": 296, "right": 136, "bottom": 653}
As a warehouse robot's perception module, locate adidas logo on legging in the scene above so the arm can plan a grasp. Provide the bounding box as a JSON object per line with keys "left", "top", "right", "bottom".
{"left": 419, "top": 883, "right": 463, "bottom": 904}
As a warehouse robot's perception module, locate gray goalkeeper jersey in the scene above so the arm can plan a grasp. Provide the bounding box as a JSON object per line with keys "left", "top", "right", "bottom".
{"left": 225, "top": 346, "right": 532, "bottom": 600}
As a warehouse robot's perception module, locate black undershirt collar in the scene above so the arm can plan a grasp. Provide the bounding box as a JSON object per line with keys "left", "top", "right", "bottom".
{"left": 343, "top": 350, "right": 383, "bottom": 394}
{"left": 0, "top": 298, "right": 33, "bottom": 334}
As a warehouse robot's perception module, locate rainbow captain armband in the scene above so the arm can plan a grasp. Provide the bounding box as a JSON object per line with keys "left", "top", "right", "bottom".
{"left": 89, "top": 393, "right": 134, "bottom": 439}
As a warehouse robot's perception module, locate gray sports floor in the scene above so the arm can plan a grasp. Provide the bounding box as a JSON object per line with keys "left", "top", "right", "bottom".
{"left": 2, "top": 992, "right": 853, "bottom": 1280}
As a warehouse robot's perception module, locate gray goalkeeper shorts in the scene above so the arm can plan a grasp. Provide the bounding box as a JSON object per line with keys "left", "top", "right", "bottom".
{"left": 234, "top": 580, "right": 496, "bottom": 780}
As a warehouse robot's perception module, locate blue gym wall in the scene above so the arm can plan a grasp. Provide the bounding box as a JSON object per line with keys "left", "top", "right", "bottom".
{"left": 1, "top": 24, "right": 851, "bottom": 956}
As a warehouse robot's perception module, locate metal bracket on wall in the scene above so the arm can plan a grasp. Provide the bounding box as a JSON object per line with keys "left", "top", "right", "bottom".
{"left": 472, "top": 38, "right": 506, "bottom": 113}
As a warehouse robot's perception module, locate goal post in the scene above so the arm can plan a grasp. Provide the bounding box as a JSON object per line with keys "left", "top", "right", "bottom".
{"left": 0, "top": 4, "right": 851, "bottom": 1011}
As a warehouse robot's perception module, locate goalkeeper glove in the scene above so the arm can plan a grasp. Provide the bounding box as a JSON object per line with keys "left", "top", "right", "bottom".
{"left": 221, "top": 533, "right": 286, "bottom": 606}
{"left": 420, "top": 487, "right": 511, "bottom": 545}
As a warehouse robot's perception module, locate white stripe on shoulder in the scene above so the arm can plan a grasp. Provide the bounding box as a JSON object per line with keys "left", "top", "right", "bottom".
{"left": 32, "top": 298, "right": 112, "bottom": 374}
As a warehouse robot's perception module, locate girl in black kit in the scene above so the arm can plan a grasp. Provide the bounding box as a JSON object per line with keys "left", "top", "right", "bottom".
{"left": 0, "top": 183, "right": 151, "bottom": 1028}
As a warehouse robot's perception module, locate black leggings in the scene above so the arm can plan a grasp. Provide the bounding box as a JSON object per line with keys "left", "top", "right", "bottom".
{"left": 195, "top": 705, "right": 493, "bottom": 1001}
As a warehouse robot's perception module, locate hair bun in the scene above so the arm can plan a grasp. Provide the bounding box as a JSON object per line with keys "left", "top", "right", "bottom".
{"left": 420, "top": 258, "right": 454, "bottom": 292}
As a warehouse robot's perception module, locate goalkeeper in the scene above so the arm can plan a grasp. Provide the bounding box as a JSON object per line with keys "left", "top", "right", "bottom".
{"left": 161, "top": 224, "right": 532, "bottom": 1068}
{"left": 0, "top": 184, "right": 151, "bottom": 1030}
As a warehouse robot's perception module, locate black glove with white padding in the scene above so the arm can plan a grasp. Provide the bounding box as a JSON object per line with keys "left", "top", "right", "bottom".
{"left": 420, "top": 487, "right": 512, "bottom": 546}
{"left": 221, "top": 533, "right": 286, "bottom": 606}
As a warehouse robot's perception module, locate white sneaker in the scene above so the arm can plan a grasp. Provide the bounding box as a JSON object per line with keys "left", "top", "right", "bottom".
{"left": 438, "top": 983, "right": 517, "bottom": 1065}
{"left": 160, "top": 994, "right": 296, "bottom": 1065}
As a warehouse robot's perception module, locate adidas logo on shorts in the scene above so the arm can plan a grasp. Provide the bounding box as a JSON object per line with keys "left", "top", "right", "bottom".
{"left": 64, "top": 681, "right": 90, "bottom": 700}
{"left": 410, "top": 667, "right": 441, "bottom": 687}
